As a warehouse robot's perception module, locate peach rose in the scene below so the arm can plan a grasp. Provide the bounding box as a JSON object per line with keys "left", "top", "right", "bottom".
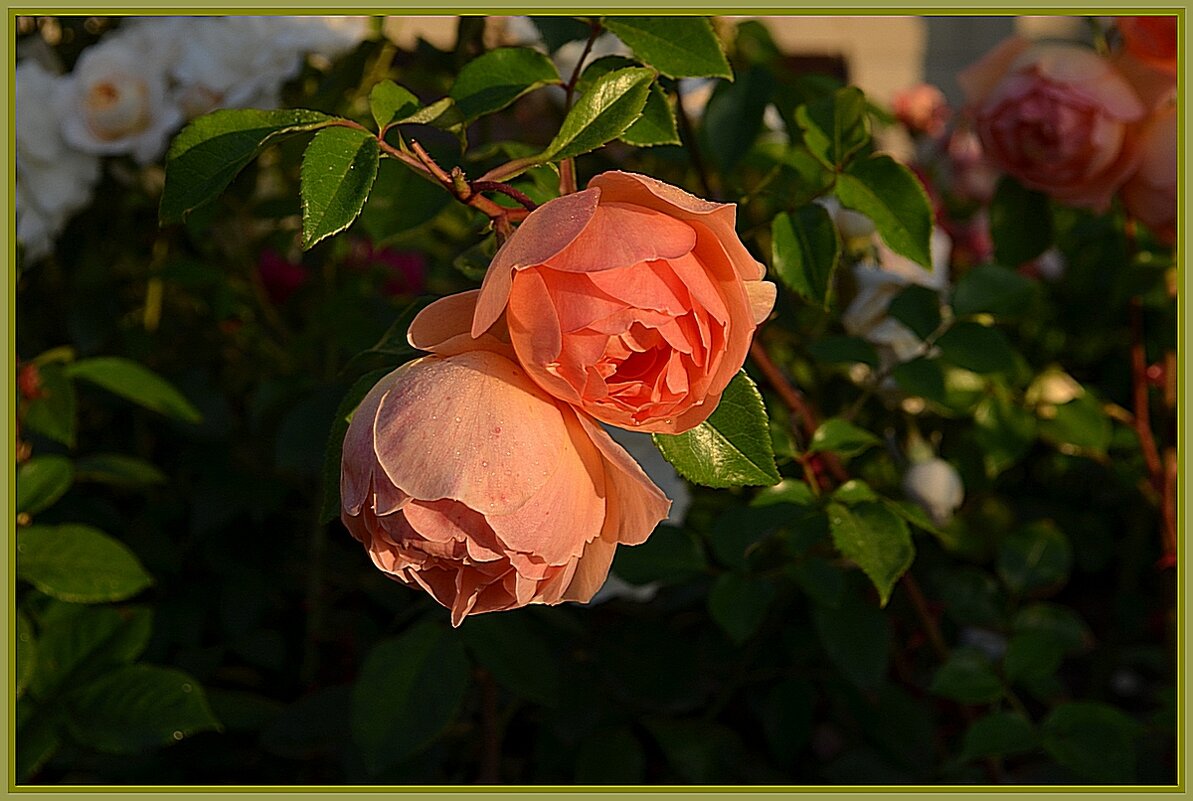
{"left": 469, "top": 171, "right": 776, "bottom": 434}
{"left": 340, "top": 292, "right": 670, "bottom": 625}
{"left": 893, "top": 83, "right": 951, "bottom": 138}
{"left": 1117, "top": 16, "right": 1177, "bottom": 77}
{"left": 959, "top": 37, "right": 1146, "bottom": 211}
{"left": 1122, "top": 104, "right": 1177, "bottom": 245}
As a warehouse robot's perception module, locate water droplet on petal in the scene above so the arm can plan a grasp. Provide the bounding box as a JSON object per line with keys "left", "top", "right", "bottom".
{"left": 454, "top": 416, "right": 462, "bottom": 423}
{"left": 481, "top": 460, "right": 489, "bottom": 468}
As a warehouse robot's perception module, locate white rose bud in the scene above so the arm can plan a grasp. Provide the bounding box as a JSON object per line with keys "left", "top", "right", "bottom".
{"left": 903, "top": 457, "right": 964, "bottom": 527}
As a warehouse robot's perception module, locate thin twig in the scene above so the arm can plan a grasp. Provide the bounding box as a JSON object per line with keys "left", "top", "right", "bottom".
{"left": 469, "top": 181, "right": 538, "bottom": 212}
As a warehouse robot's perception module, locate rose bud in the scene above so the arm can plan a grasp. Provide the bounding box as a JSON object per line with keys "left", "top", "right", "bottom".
{"left": 892, "top": 83, "right": 951, "bottom": 138}
{"left": 903, "top": 457, "right": 965, "bottom": 528}
{"left": 959, "top": 37, "right": 1146, "bottom": 211}
{"left": 340, "top": 292, "right": 670, "bottom": 625}
{"left": 470, "top": 171, "right": 776, "bottom": 434}
{"left": 1121, "top": 104, "right": 1176, "bottom": 245}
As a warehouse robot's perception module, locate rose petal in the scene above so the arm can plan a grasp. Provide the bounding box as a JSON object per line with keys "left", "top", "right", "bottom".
{"left": 473, "top": 188, "right": 601, "bottom": 337}
{"left": 573, "top": 413, "right": 670, "bottom": 544}
{"left": 409, "top": 290, "right": 512, "bottom": 357}
{"left": 485, "top": 409, "right": 606, "bottom": 566}
{"left": 341, "top": 370, "right": 396, "bottom": 516}
{"left": 559, "top": 534, "right": 618, "bottom": 603}
{"left": 548, "top": 202, "right": 696, "bottom": 273}
{"left": 372, "top": 351, "right": 565, "bottom": 515}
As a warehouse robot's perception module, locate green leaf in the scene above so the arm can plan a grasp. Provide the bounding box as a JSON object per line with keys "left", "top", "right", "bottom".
{"left": 396, "top": 97, "right": 464, "bottom": 129}
{"left": 887, "top": 285, "right": 941, "bottom": 340}
{"left": 17, "top": 455, "right": 74, "bottom": 516}
{"left": 808, "top": 417, "right": 880, "bottom": 457}
{"left": 300, "top": 126, "right": 380, "bottom": 250}
{"left": 543, "top": 67, "right": 654, "bottom": 161}
{"left": 752, "top": 478, "right": 818, "bottom": 507}
{"left": 603, "top": 17, "right": 732, "bottom": 79}
{"left": 771, "top": 204, "right": 841, "bottom": 309}
{"left": 937, "top": 567, "right": 1005, "bottom": 628}
{"left": 989, "top": 176, "right": 1053, "bottom": 266}
{"left": 973, "top": 390, "right": 1037, "bottom": 478}
{"left": 1037, "top": 392, "right": 1112, "bottom": 455}
{"left": 22, "top": 363, "right": 77, "bottom": 447}
{"left": 703, "top": 66, "right": 774, "bottom": 173}
{"left": 161, "top": 108, "right": 336, "bottom": 224}
{"left": 369, "top": 80, "right": 421, "bottom": 130}
{"left": 891, "top": 357, "right": 947, "bottom": 404}
{"left": 529, "top": 16, "right": 592, "bottom": 52}
{"left": 1004, "top": 630, "right": 1065, "bottom": 685}
{"left": 319, "top": 368, "right": 394, "bottom": 525}
{"left": 576, "top": 726, "right": 646, "bottom": 784}
{"left": 790, "top": 557, "right": 845, "bottom": 608}
{"left": 577, "top": 57, "right": 680, "bottom": 148}
{"left": 832, "top": 479, "right": 879, "bottom": 504}
{"left": 811, "top": 592, "right": 890, "bottom": 690}
{"left": 74, "top": 454, "right": 167, "bottom": 488}
{"left": 66, "top": 357, "right": 202, "bottom": 423}
{"left": 827, "top": 502, "right": 914, "bottom": 606}
{"left": 807, "top": 335, "right": 879, "bottom": 367}
{"left": 461, "top": 614, "right": 560, "bottom": 708}
{"left": 653, "top": 371, "right": 779, "bottom": 488}
{"left": 612, "top": 524, "right": 705, "bottom": 585}
{"left": 996, "top": 521, "right": 1072, "bottom": 597}
{"left": 960, "top": 713, "right": 1036, "bottom": 761}
{"left": 795, "top": 87, "right": 870, "bottom": 169}
{"left": 29, "top": 603, "right": 153, "bottom": 701}
{"left": 17, "top": 525, "right": 153, "bottom": 604}
{"left": 883, "top": 498, "right": 946, "bottom": 539}
{"left": 622, "top": 83, "right": 681, "bottom": 147}
{"left": 351, "top": 621, "right": 471, "bottom": 775}
{"left": 341, "top": 297, "right": 433, "bottom": 378}
{"left": 65, "top": 665, "right": 219, "bottom": 753}
{"left": 951, "top": 262, "right": 1038, "bottom": 320}
{"left": 936, "top": 322, "right": 1018, "bottom": 375}
{"left": 359, "top": 159, "right": 451, "bottom": 241}
{"left": 708, "top": 573, "right": 776, "bottom": 645}
{"left": 1041, "top": 702, "right": 1141, "bottom": 783}
{"left": 835, "top": 155, "right": 933, "bottom": 269}
{"left": 16, "top": 611, "right": 36, "bottom": 700}
{"left": 1013, "top": 603, "right": 1092, "bottom": 654}
{"left": 450, "top": 47, "right": 561, "bottom": 122}
{"left": 929, "top": 647, "right": 1003, "bottom": 704}
{"left": 645, "top": 719, "right": 746, "bottom": 784}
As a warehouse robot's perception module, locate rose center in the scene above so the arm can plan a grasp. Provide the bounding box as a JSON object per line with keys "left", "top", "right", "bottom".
{"left": 83, "top": 75, "right": 151, "bottom": 141}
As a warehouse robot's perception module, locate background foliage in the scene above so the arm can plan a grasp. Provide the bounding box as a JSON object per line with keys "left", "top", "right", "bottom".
{"left": 15, "top": 15, "right": 1177, "bottom": 785}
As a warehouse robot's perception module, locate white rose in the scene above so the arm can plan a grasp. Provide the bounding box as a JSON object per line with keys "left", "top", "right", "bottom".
{"left": 16, "top": 61, "right": 101, "bottom": 262}
{"left": 171, "top": 17, "right": 304, "bottom": 115}
{"left": 57, "top": 37, "right": 183, "bottom": 163}
{"left": 903, "top": 457, "right": 965, "bottom": 527}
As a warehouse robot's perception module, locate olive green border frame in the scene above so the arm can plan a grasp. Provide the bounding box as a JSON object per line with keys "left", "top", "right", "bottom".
{"left": 3, "top": 4, "right": 1187, "bottom": 800}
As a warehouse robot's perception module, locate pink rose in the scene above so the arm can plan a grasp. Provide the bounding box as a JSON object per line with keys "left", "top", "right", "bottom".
{"left": 469, "top": 171, "right": 776, "bottom": 434}
{"left": 959, "top": 37, "right": 1146, "bottom": 211}
{"left": 340, "top": 292, "right": 670, "bottom": 625}
{"left": 1122, "top": 104, "right": 1177, "bottom": 244}
{"left": 257, "top": 248, "right": 308, "bottom": 304}
{"left": 893, "top": 83, "right": 951, "bottom": 138}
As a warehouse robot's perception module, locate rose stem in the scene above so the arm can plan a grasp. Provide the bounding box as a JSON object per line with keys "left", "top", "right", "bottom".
{"left": 1124, "top": 217, "right": 1176, "bottom": 569}
{"left": 558, "top": 19, "right": 602, "bottom": 196}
